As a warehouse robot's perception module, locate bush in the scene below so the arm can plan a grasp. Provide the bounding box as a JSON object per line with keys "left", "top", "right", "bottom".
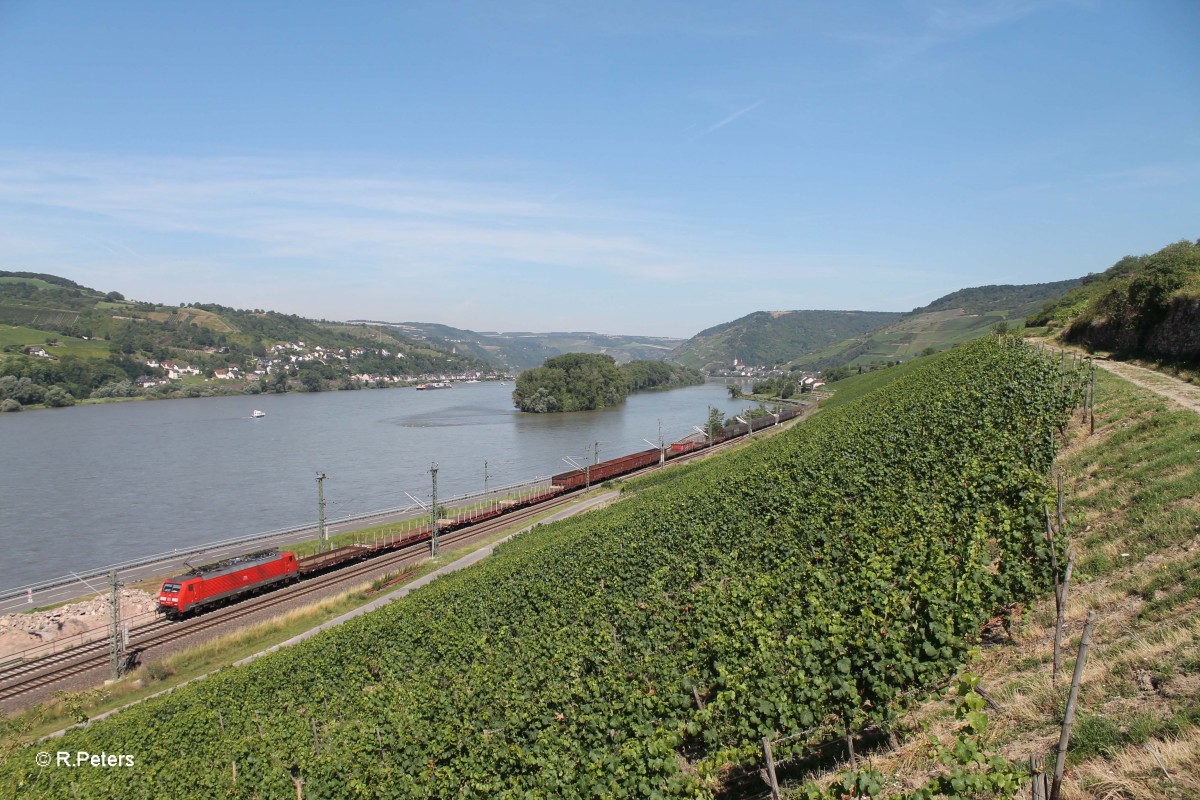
{"left": 43, "top": 387, "right": 75, "bottom": 407}
{"left": 0, "top": 398, "right": 21, "bottom": 412}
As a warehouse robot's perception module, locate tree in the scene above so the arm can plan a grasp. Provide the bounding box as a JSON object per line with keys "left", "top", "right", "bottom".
{"left": 44, "top": 386, "right": 75, "bottom": 407}
{"left": 513, "top": 353, "right": 626, "bottom": 413}
{"left": 299, "top": 372, "right": 324, "bottom": 392}
{"left": 703, "top": 407, "right": 723, "bottom": 440}
{"left": 824, "top": 366, "right": 851, "bottom": 383}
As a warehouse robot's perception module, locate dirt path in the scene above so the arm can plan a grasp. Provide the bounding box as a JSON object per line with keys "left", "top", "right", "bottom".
{"left": 1091, "top": 358, "right": 1200, "bottom": 414}
{"left": 1031, "top": 337, "right": 1200, "bottom": 414}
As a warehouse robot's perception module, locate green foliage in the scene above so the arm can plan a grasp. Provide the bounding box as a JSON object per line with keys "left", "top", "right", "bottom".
{"left": 0, "top": 338, "right": 1088, "bottom": 798}
{"left": 823, "top": 366, "right": 851, "bottom": 383}
{"left": 512, "top": 353, "right": 627, "bottom": 412}
{"left": 621, "top": 360, "right": 704, "bottom": 392}
{"left": 1031, "top": 240, "right": 1200, "bottom": 360}
{"left": 795, "top": 676, "right": 1025, "bottom": 799}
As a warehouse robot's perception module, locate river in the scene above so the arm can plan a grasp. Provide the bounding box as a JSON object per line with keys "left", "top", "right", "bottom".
{"left": 0, "top": 381, "right": 763, "bottom": 589}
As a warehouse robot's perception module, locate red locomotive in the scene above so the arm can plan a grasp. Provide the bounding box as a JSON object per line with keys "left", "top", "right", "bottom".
{"left": 157, "top": 549, "right": 299, "bottom": 618}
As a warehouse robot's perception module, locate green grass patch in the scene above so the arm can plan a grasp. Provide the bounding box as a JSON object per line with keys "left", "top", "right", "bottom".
{"left": 1067, "top": 709, "right": 1200, "bottom": 766}
{"left": 1059, "top": 369, "right": 1200, "bottom": 578}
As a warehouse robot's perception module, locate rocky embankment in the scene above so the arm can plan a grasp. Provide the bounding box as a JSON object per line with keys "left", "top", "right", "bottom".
{"left": 0, "top": 590, "right": 157, "bottom": 663}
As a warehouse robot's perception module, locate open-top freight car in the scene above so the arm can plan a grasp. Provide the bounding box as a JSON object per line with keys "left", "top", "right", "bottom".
{"left": 551, "top": 405, "right": 804, "bottom": 491}
{"left": 157, "top": 549, "right": 299, "bottom": 618}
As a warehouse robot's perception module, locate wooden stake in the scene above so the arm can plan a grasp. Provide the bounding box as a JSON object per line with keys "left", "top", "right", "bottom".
{"left": 1052, "top": 553, "right": 1076, "bottom": 684}
{"left": 1056, "top": 474, "right": 1064, "bottom": 537}
{"left": 1029, "top": 753, "right": 1048, "bottom": 800}
{"left": 845, "top": 722, "right": 857, "bottom": 768}
{"left": 762, "top": 737, "right": 781, "bottom": 800}
{"left": 1050, "top": 610, "right": 1097, "bottom": 800}
{"left": 1044, "top": 506, "right": 1060, "bottom": 600}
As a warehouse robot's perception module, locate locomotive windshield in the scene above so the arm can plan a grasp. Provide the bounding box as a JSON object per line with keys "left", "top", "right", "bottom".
{"left": 161, "top": 583, "right": 182, "bottom": 593}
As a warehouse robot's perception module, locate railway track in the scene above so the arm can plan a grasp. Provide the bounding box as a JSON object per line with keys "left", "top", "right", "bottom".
{"left": 0, "top": 492, "right": 581, "bottom": 705}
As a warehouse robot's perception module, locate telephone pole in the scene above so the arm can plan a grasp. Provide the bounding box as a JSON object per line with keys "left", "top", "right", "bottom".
{"left": 430, "top": 462, "right": 440, "bottom": 557}
{"left": 316, "top": 472, "right": 328, "bottom": 554}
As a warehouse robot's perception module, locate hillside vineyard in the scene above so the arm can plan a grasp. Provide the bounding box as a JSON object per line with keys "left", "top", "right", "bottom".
{"left": 3, "top": 338, "right": 1089, "bottom": 799}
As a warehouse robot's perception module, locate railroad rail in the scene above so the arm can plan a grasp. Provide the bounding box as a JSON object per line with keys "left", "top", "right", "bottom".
{"left": 0, "top": 492, "right": 581, "bottom": 707}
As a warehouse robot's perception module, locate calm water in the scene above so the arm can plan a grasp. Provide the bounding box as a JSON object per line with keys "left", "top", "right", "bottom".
{"left": 0, "top": 382, "right": 760, "bottom": 589}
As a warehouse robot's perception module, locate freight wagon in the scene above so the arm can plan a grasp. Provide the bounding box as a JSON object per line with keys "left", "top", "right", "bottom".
{"left": 551, "top": 405, "right": 804, "bottom": 490}
{"left": 157, "top": 550, "right": 299, "bottom": 618}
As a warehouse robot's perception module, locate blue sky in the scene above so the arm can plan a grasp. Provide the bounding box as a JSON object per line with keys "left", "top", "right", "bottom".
{"left": 0, "top": 1, "right": 1196, "bottom": 338}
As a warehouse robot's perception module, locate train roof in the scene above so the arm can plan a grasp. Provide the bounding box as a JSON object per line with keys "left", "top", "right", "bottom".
{"left": 167, "top": 550, "right": 287, "bottom": 582}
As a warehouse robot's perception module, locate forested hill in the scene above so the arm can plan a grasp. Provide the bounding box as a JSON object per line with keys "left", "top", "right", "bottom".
{"left": 667, "top": 310, "right": 903, "bottom": 371}
{"left": 917, "top": 278, "right": 1081, "bottom": 317}
{"left": 0, "top": 271, "right": 490, "bottom": 406}
{"left": 671, "top": 279, "right": 1082, "bottom": 374}
{"left": 1027, "top": 239, "right": 1200, "bottom": 361}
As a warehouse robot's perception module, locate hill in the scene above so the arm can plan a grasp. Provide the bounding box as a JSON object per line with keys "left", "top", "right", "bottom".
{"left": 353, "top": 320, "right": 684, "bottom": 371}
{"left": 793, "top": 278, "right": 1081, "bottom": 371}
{"left": 666, "top": 310, "right": 903, "bottom": 371}
{"left": 1027, "top": 239, "right": 1200, "bottom": 361}
{"left": 0, "top": 272, "right": 492, "bottom": 405}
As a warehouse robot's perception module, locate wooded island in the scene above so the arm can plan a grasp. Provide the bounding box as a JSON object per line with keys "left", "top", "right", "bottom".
{"left": 512, "top": 353, "right": 704, "bottom": 413}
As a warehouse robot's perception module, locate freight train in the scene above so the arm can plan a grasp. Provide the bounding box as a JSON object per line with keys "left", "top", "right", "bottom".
{"left": 548, "top": 405, "right": 803, "bottom": 490}
{"left": 157, "top": 404, "right": 803, "bottom": 617}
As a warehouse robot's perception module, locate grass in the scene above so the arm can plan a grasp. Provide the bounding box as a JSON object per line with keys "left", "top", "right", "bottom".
{"left": 0, "top": 326, "right": 110, "bottom": 359}
{"left": 787, "top": 359, "right": 1200, "bottom": 799}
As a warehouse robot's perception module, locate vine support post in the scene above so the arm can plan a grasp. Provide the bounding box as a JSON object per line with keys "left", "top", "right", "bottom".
{"left": 761, "top": 737, "right": 781, "bottom": 800}
{"left": 1044, "top": 506, "right": 1060, "bottom": 600}
{"left": 1029, "top": 753, "right": 1048, "bottom": 799}
{"left": 1052, "top": 552, "right": 1076, "bottom": 685}
{"left": 1056, "top": 474, "right": 1064, "bottom": 536}
{"left": 1050, "top": 610, "right": 1097, "bottom": 800}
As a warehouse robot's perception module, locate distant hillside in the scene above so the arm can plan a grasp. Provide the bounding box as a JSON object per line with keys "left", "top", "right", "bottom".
{"left": 1029, "top": 239, "right": 1200, "bottom": 360}
{"left": 919, "top": 279, "right": 1082, "bottom": 317}
{"left": 0, "top": 272, "right": 490, "bottom": 404}
{"left": 354, "top": 320, "right": 683, "bottom": 371}
{"left": 796, "top": 279, "right": 1081, "bottom": 371}
{"left": 666, "top": 310, "right": 903, "bottom": 371}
